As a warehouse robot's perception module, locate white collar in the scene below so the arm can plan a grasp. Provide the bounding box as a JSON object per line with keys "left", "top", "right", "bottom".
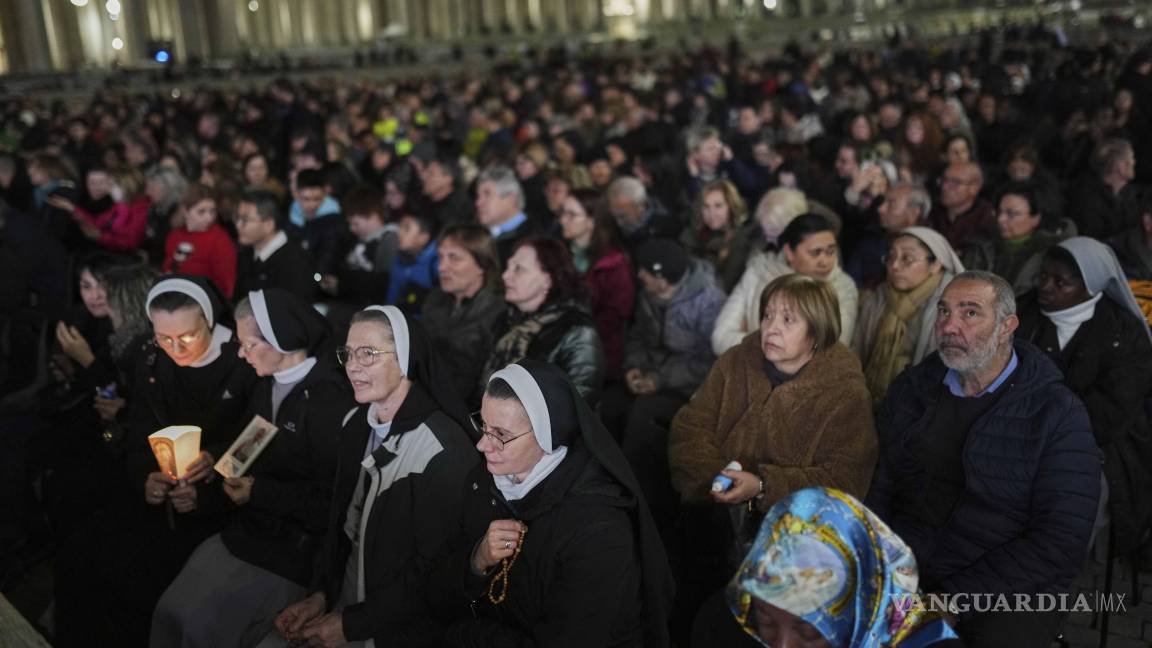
{"left": 366, "top": 403, "right": 394, "bottom": 440}
{"left": 254, "top": 230, "right": 289, "bottom": 262}
{"left": 493, "top": 446, "right": 568, "bottom": 501}
{"left": 189, "top": 325, "right": 233, "bottom": 368}
{"left": 274, "top": 356, "right": 316, "bottom": 385}
{"left": 1042, "top": 293, "right": 1103, "bottom": 350}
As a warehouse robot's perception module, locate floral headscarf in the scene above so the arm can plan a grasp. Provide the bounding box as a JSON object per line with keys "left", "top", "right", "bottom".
{"left": 728, "top": 488, "right": 957, "bottom": 647}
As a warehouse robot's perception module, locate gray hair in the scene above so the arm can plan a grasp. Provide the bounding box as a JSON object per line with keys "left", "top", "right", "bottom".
{"left": 234, "top": 297, "right": 254, "bottom": 322}
{"left": 1091, "top": 137, "right": 1134, "bottom": 178}
{"left": 477, "top": 165, "right": 524, "bottom": 211}
{"left": 894, "top": 182, "right": 932, "bottom": 219}
{"left": 685, "top": 125, "right": 721, "bottom": 153}
{"left": 607, "top": 176, "right": 648, "bottom": 207}
{"left": 146, "top": 165, "right": 188, "bottom": 212}
{"left": 951, "top": 270, "right": 1016, "bottom": 324}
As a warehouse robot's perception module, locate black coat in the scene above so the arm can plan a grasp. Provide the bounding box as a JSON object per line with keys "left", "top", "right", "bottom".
{"left": 867, "top": 342, "right": 1100, "bottom": 596}
{"left": 313, "top": 383, "right": 479, "bottom": 645}
{"left": 219, "top": 358, "right": 356, "bottom": 586}
{"left": 1066, "top": 174, "right": 1141, "bottom": 241}
{"left": 235, "top": 237, "right": 318, "bottom": 302}
{"left": 422, "top": 286, "right": 505, "bottom": 408}
{"left": 1016, "top": 291, "right": 1152, "bottom": 552}
{"left": 435, "top": 447, "right": 646, "bottom": 648}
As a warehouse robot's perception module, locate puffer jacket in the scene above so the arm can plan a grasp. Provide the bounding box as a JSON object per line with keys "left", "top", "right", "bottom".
{"left": 711, "top": 249, "right": 858, "bottom": 355}
{"left": 624, "top": 260, "right": 726, "bottom": 397}
{"left": 423, "top": 286, "right": 506, "bottom": 408}
{"left": 960, "top": 228, "right": 1066, "bottom": 296}
{"left": 867, "top": 341, "right": 1100, "bottom": 596}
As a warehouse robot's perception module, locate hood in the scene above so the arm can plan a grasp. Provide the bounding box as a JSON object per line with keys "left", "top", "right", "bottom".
{"left": 669, "top": 259, "right": 718, "bottom": 305}
{"left": 289, "top": 195, "right": 342, "bottom": 228}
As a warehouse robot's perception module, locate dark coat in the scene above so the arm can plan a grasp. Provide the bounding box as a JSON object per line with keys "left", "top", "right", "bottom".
{"left": 422, "top": 286, "right": 505, "bottom": 408}
{"left": 1016, "top": 292, "right": 1152, "bottom": 553}
{"left": 1066, "top": 174, "right": 1141, "bottom": 241}
{"left": 867, "top": 342, "right": 1101, "bottom": 595}
{"left": 434, "top": 448, "right": 646, "bottom": 648}
{"left": 486, "top": 301, "right": 606, "bottom": 401}
{"left": 314, "top": 385, "right": 479, "bottom": 645}
{"left": 585, "top": 247, "right": 636, "bottom": 380}
{"left": 620, "top": 199, "right": 682, "bottom": 255}
{"left": 235, "top": 236, "right": 318, "bottom": 302}
{"left": 219, "top": 359, "right": 357, "bottom": 586}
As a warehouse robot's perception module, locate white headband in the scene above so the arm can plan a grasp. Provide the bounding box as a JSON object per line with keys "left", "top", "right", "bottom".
{"left": 490, "top": 363, "right": 553, "bottom": 452}
{"left": 146, "top": 278, "right": 214, "bottom": 328}
{"left": 363, "top": 305, "right": 410, "bottom": 376}
{"left": 248, "top": 290, "right": 288, "bottom": 354}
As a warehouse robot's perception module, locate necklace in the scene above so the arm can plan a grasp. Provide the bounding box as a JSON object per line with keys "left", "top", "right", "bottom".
{"left": 485, "top": 525, "right": 527, "bottom": 605}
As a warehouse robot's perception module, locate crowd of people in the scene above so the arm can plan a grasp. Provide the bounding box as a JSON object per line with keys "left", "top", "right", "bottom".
{"left": 2, "top": 23, "right": 1152, "bottom": 648}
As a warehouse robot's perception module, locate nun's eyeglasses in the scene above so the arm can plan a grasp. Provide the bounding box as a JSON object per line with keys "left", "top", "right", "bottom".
{"left": 336, "top": 346, "right": 395, "bottom": 367}
{"left": 470, "top": 411, "right": 529, "bottom": 451}
{"left": 155, "top": 329, "right": 203, "bottom": 349}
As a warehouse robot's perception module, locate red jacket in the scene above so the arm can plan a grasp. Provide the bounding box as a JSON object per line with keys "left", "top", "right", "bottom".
{"left": 585, "top": 247, "right": 636, "bottom": 379}
{"left": 163, "top": 224, "right": 238, "bottom": 298}
{"left": 75, "top": 196, "right": 151, "bottom": 253}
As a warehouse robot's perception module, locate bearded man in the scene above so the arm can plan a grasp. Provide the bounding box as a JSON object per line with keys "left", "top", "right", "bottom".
{"left": 866, "top": 270, "right": 1100, "bottom": 648}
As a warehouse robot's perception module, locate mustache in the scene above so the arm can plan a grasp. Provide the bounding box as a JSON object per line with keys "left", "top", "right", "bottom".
{"left": 938, "top": 335, "right": 967, "bottom": 350}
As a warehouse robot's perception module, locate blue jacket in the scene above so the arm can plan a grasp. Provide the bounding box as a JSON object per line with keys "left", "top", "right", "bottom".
{"left": 386, "top": 242, "right": 438, "bottom": 317}
{"left": 867, "top": 341, "right": 1100, "bottom": 596}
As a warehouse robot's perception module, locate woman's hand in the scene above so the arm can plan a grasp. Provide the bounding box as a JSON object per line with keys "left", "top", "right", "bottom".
{"left": 299, "top": 611, "right": 346, "bottom": 648}
{"left": 711, "top": 469, "right": 762, "bottom": 504}
{"left": 144, "top": 471, "right": 177, "bottom": 505}
{"left": 75, "top": 218, "right": 102, "bottom": 241}
{"left": 181, "top": 451, "right": 216, "bottom": 484}
{"left": 55, "top": 322, "right": 96, "bottom": 368}
{"left": 93, "top": 394, "right": 125, "bottom": 421}
{"left": 46, "top": 195, "right": 75, "bottom": 213}
{"left": 274, "top": 592, "right": 326, "bottom": 641}
{"left": 169, "top": 481, "right": 198, "bottom": 513}
{"left": 471, "top": 519, "right": 525, "bottom": 574}
{"left": 223, "top": 476, "right": 254, "bottom": 506}
{"left": 625, "top": 368, "right": 658, "bottom": 396}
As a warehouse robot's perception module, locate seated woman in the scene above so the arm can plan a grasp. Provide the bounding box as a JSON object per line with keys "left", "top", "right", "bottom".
{"left": 560, "top": 188, "right": 636, "bottom": 381}
{"left": 713, "top": 213, "right": 859, "bottom": 355}
{"left": 1015, "top": 237, "right": 1152, "bottom": 553}
{"left": 270, "top": 305, "right": 478, "bottom": 647}
{"left": 151, "top": 288, "right": 356, "bottom": 647}
{"left": 699, "top": 487, "right": 959, "bottom": 647}
{"left": 53, "top": 275, "right": 259, "bottom": 648}
{"left": 670, "top": 274, "right": 876, "bottom": 589}
{"left": 679, "top": 178, "right": 754, "bottom": 293}
{"left": 482, "top": 237, "right": 605, "bottom": 400}
{"left": 435, "top": 360, "right": 675, "bottom": 647}
{"left": 961, "top": 181, "right": 1066, "bottom": 295}
{"left": 422, "top": 224, "right": 506, "bottom": 408}
{"left": 853, "top": 227, "right": 965, "bottom": 407}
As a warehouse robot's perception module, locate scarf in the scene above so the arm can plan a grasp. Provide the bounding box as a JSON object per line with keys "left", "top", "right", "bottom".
{"left": 1043, "top": 293, "right": 1103, "bottom": 350}
{"left": 485, "top": 302, "right": 570, "bottom": 379}
{"left": 864, "top": 272, "right": 943, "bottom": 406}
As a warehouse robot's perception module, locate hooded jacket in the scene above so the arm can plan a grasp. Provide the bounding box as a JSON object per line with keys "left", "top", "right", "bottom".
{"left": 867, "top": 342, "right": 1100, "bottom": 595}
{"left": 625, "top": 260, "right": 726, "bottom": 397}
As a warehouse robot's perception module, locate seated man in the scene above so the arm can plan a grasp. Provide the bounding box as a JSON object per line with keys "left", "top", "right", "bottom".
{"left": 475, "top": 165, "right": 534, "bottom": 264}
{"left": 234, "top": 190, "right": 317, "bottom": 301}
{"left": 868, "top": 270, "right": 1100, "bottom": 648}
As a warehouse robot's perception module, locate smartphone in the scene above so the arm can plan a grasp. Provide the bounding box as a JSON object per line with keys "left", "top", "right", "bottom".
{"left": 97, "top": 383, "right": 118, "bottom": 399}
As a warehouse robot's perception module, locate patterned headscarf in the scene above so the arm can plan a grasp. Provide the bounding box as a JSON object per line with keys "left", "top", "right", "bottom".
{"left": 728, "top": 488, "right": 957, "bottom": 648}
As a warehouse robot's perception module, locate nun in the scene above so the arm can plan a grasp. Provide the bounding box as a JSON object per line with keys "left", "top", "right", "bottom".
{"left": 1015, "top": 237, "right": 1152, "bottom": 553}
{"left": 151, "top": 288, "right": 356, "bottom": 647}
{"left": 435, "top": 359, "right": 675, "bottom": 647}
{"left": 53, "top": 275, "right": 259, "bottom": 647}
{"left": 269, "top": 305, "right": 479, "bottom": 648}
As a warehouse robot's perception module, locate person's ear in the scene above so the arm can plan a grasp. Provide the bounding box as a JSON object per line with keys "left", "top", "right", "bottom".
{"left": 1000, "top": 313, "right": 1020, "bottom": 340}
{"left": 783, "top": 244, "right": 796, "bottom": 266}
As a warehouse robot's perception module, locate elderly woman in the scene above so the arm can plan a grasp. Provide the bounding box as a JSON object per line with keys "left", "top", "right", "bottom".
{"left": 422, "top": 224, "right": 507, "bottom": 408}
{"left": 151, "top": 288, "right": 355, "bottom": 647}
{"left": 679, "top": 178, "right": 754, "bottom": 293}
{"left": 672, "top": 274, "right": 876, "bottom": 510}
{"left": 435, "top": 360, "right": 675, "bottom": 647}
{"left": 270, "top": 306, "right": 478, "bottom": 648}
{"left": 1015, "top": 238, "right": 1152, "bottom": 554}
{"left": 713, "top": 213, "right": 859, "bottom": 355}
{"left": 854, "top": 227, "right": 965, "bottom": 407}
{"left": 482, "top": 237, "right": 605, "bottom": 400}
{"left": 703, "top": 488, "right": 959, "bottom": 647}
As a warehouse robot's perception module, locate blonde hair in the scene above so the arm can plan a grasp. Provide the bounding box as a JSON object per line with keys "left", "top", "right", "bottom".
{"left": 695, "top": 179, "right": 748, "bottom": 230}
{"left": 758, "top": 273, "right": 841, "bottom": 351}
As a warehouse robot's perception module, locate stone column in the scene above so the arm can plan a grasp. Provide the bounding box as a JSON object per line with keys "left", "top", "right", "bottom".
{"left": 0, "top": 0, "right": 53, "bottom": 72}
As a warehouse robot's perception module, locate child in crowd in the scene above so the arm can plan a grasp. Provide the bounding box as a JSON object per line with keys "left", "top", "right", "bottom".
{"left": 386, "top": 212, "right": 438, "bottom": 317}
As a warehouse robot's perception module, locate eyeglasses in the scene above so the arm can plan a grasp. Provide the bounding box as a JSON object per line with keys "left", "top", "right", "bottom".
{"left": 335, "top": 346, "right": 395, "bottom": 367}
{"left": 470, "top": 411, "right": 530, "bottom": 451}
{"left": 881, "top": 253, "right": 932, "bottom": 268}
{"left": 238, "top": 338, "right": 266, "bottom": 353}
{"left": 155, "top": 329, "right": 203, "bottom": 349}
